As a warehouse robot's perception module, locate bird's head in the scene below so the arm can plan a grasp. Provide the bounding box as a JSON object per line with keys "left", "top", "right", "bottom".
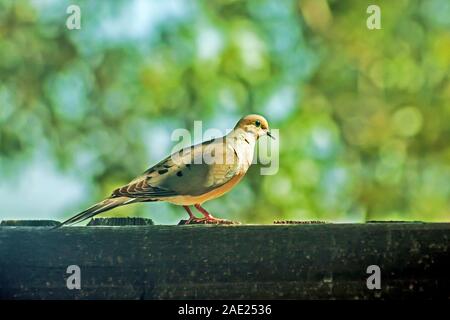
{"left": 234, "top": 114, "right": 274, "bottom": 140}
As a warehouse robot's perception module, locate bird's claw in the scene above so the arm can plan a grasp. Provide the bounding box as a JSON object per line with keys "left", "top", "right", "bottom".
{"left": 179, "top": 217, "right": 239, "bottom": 225}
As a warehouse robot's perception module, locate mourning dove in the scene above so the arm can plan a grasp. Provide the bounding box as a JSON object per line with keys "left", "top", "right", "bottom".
{"left": 55, "top": 114, "right": 273, "bottom": 227}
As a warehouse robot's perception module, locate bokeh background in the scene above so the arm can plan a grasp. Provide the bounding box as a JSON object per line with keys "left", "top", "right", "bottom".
{"left": 1, "top": 0, "right": 449, "bottom": 224}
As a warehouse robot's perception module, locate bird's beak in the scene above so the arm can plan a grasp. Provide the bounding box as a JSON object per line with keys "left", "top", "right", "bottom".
{"left": 267, "top": 131, "right": 275, "bottom": 140}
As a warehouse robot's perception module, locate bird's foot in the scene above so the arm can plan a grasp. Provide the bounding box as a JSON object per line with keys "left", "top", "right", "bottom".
{"left": 203, "top": 217, "right": 239, "bottom": 225}
{"left": 178, "top": 217, "right": 240, "bottom": 225}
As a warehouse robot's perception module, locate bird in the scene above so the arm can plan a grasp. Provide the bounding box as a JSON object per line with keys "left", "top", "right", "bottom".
{"left": 54, "top": 114, "right": 274, "bottom": 228}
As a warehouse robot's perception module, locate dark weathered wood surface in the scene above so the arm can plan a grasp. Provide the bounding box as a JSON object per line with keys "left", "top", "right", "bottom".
{"left": 0, "top": 222, "right": 449, "bottom": 299}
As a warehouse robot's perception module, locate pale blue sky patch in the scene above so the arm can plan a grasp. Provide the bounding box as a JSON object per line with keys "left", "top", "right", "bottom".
{"left": 421, "top": 0, "right": 450, "bottom": 28}
{"left": 236, "top": 30, "right": 266, "bottom": 69}
{"left": 196, "top": 26, "right": 223, "bottom": 60}
{"left": 0, "top": 152, "right": 86, "bottom": 220}
{"left": 263, "top": 86, "right": 297, "bottom": 122}
{"left": 306, "top": 127, "right": 340, "bottom": 160}
{"left": 144, "top": 122, "right": 175, "bottom": 163}
{"left": 44, "top": 62, "right": 93, "bottom": 121}
{"left": 97, "top": 0, "right": 191, "bottom": 42}
{"left": 321, "top": 166, "right": 350, "bottom": 212}
{"left": 208, "top": 113, "right": 237, "bottom": 137}
{"left": 30, "top": 0, "right": 68, "bottom": 21}
{"left": 218, "top": 88, "right": 239, "bottom": 112}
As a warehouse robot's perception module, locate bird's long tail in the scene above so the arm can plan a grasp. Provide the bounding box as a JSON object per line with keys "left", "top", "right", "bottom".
{"left": 52, "top": 197, "right": 133, "bottom": 229}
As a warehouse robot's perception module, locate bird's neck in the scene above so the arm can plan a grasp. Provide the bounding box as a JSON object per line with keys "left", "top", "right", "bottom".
{"left": 228, "top": 128, "right": 257, "bottom": 146}
{"left": 227, "top": 129, "right": 257, "bottom": 169}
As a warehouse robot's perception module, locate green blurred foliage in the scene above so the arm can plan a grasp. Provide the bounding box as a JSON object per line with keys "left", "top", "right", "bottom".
{"left": 0, "top": 0, "right": 449, "bottom": 222}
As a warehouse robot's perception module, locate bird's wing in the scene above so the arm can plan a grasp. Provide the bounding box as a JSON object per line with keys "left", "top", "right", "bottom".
{"left": 111, "top": 138, "right": 241, "bottom": 199}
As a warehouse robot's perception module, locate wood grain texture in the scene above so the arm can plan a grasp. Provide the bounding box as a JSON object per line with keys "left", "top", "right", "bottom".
{"left": 0, "top": 223, "right": 449, "bottom": 299}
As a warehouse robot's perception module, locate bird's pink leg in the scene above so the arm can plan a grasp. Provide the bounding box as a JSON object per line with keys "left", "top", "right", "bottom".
{"left": 183, "top": 205, "right": 195, "bottom": 218}
{"left": 194, "top": 204, "right": 226, "bottom": 222}
{"left": 183, "top": 205, "right": 204, "bottom": 224}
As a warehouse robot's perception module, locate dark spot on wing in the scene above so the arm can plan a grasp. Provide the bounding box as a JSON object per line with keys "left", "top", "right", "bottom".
{"left": 211, "top": 149, "right": 215, "bottom": 157}
{"left": 177, "top": 171, "right": 183, "bottom": 177}
{"left": 203, "top": 139, "right": 214, "bottom": 145}
{"left": 158, "top": 169, "right": 168, "bottom": 175}
{"left": 110, "top": 189, "right": 120, "bottom": 198}
{"left": 163, "top": 164, "right": 172, "bottom": 168}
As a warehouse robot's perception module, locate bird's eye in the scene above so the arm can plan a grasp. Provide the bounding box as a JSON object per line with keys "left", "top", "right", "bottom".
{"left": 255, "top": 120, "right": 261, "bottom": 127}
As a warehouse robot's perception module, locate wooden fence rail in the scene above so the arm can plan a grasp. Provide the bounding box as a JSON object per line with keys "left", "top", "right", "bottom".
{"left": 0, "top": 220, "right": 449, "bottom": 299}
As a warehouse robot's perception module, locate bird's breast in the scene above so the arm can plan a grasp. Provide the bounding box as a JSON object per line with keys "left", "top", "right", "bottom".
{"left": 234, "top": 141, "right": 255, "bottom": 173}
{"left": 164, "top": 173, "right": 245, "bottom": 206}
